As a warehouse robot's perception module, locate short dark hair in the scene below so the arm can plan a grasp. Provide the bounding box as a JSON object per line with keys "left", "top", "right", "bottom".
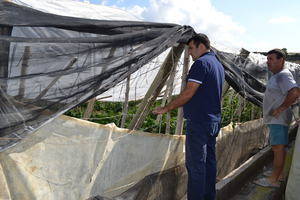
{"left": 267, "top": 49, "right": 286, "bottom": 60}
{"left": 187, "top": 33, "right": 210, "bottom": 49}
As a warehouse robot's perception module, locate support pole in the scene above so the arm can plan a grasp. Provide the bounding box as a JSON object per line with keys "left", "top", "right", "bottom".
{"left": 0, "top": 26, "right": 13, "bottom": 92}
{"left": 239, "top": 48, "right": 250, "bottom": 60}
{"left": 155, "top": 88, "right": 169, "bottom": 133}
{"left": 231, "top": 48, "right": 250, "bottom": 122}
{"left": 165, "top": 62, "right": 177, "bottom": 134}
{"left": 35, "top": 58, "right": 77, "bottom": 100}
{"left": 229, "top": 92, "right": 238, "bottom": 123}
{"left": 82, "top": 47, "right": 116, "bottom": 120}
{"left": 156, "top": 61, "right": 177, "bottom": 133}
{"left": 221, "top": 81, "right": 230, "bottom": 107}
{"left": 235, "top": 95, "right": 245, "bottom": 122}
{"left": 129, "top": 43, "right": 185, "bottom": 130}
{"left": 251, "top": 104, "right": 256, "bottom": 120}
{"left": 18, "top": 46, "right": 31, "bottom": 99}
{"left": 83, "top": 97, "right": 96, "bottom": 120}
{"left": 120, "top": 75, "right": 131, "bottom": 128}
{"left": 175, "top": 46, "right": 190, "bottom": 135}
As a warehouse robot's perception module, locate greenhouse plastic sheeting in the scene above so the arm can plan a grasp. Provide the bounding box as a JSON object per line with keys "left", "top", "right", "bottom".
{"left": 0, "top": 115, "right": 186, "bottom": 200}
{"left": 216, "top": 119, "right": 268, "bottom": 178}
{"left": 1, "top": 0, "right": 300, "bottom": 152}
{"left": 286, "top": 126, "right": 300, "bottom": 200}
{"left": 0, "top": 115, "right": 270, "bottom": 200}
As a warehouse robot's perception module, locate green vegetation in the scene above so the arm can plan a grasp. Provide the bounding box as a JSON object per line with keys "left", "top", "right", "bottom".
{"left": 65, "top": 89, "right": 262, "bottom": 134}
{"left": 221, "top": 89, "right": 262, "bottom": 126}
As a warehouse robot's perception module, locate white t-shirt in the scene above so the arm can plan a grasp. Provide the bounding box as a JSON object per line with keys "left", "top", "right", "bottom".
{"left": 263, "top": 68, "right": 298, "bottom": 125}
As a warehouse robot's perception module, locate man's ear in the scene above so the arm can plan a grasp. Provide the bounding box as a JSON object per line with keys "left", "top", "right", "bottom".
{"left": 198, "top": 43, "right": 206, "bottom": 50}
{"left": 280, "top": 58, "right": 285, "bottom": 66}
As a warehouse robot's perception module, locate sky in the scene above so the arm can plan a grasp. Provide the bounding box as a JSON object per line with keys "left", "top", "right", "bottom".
{"left": 83, "top": 0, "right": 300, "bottom": 52}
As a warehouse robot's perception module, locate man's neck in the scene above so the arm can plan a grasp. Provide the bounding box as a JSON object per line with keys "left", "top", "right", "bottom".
{"left": 198, "top": 49, "right": 210, "bottom": 58}
{"left": 272, "top": 66, "right": 284, "bottom": 74}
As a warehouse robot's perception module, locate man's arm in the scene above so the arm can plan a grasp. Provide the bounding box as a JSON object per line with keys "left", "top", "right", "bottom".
{"left": 272, "top": 87, "right": 300, "bottom": 118}
{"left": 153, "top": 81, "right": 200, "bottom": 114}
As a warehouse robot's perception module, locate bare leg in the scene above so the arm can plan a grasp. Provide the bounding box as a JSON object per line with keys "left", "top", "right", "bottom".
{"left": 278, "top": 148, "right": 287, "bottom": 180}
{"left": 268, "top": 145, "right": 285, "bottom": 183}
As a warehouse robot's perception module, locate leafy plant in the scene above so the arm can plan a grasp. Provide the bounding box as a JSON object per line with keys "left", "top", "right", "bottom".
{"left": 65, "top": 89, "right": 262, "bottom": 134}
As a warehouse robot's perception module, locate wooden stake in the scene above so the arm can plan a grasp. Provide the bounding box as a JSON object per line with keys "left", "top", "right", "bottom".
{"left": 0, "top": 26, "right": 12, "bottom": 92}
{"left": 129, "top": 43, "right": 185, "bottom": 130}
{"left": 165, "top": 61, "right": 177, "bottom": 134}
{"left": 83, "top": 97, "right": 96, "bottom": 120}
{"left": 221, "top": 81, "right": 230, "bottom": 107}
{"left": 18, "top": 46, "right": 31, "bottom": 98}
{"left": 155, "top": 86, "right": 168, "bottom": 133}
{"left": 35, "top": 58, "right": 77, "bottom": 100}
{"left": 120, "top": 75, "right": 131, "bottom": 128}
{"left": 251, "top": 104, "right": 256, "bottom": 120}
{"left": 231, "top": 48, "right": 250, "bottom": 122}
{"left": 175, "top": 46, "right": 190, "bottom": 135}
{"left": 82, "top": 47, "right": 116, "bottom": 120}
{"left": 235, "top": 95, "right": 245, "bottom": 122}
{"left": 156, "top": 60, "right": 177, "bottom": 133}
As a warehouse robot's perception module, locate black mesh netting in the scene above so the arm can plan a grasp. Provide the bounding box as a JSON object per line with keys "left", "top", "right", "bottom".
{"left": 0, "top": 1, "right": 195, "bottom": 150}
{"left": 1, "top": 1, "right": 300, "bottom": 151}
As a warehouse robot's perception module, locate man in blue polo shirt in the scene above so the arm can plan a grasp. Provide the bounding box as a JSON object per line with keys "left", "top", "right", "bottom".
{"left": 153, "top": 33, "right": 224, "bottom": 200}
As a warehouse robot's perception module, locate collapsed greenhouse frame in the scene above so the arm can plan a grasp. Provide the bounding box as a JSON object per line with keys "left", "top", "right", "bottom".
{"left": 0, "top": 0, "right": 300, "bottom": 199}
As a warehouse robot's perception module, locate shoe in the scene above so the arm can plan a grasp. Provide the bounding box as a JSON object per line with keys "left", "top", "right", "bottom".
{"left": 263, "top": 170, "right": 284, "bottom": 182}
{"left": 263, "top": 170, "right": 272, "bottom": 177}
{"left": 253, "top": 177, "right": 280, "bottom": 188}
{"left": 278, "top": 177, "right": 284, "bottom": 182}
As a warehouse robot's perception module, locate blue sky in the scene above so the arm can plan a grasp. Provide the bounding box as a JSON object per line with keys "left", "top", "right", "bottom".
{"left": 85, "top": 0, "right": 300, "bottom": 52}
{"left": 211, "top": 0, "right": 300, "bottom": 52}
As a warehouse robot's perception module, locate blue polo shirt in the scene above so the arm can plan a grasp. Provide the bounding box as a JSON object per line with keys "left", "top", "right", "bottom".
{"left": 183, "top": 51, "right": 224, "bottom": 123}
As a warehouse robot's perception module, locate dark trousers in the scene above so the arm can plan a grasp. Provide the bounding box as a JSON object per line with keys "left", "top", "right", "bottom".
{"left": 185, "top": 121, "right": 219, "bottom": 200}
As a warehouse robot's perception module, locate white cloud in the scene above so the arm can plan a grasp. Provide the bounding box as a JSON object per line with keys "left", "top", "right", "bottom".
{"left": 122, "top": 0, "right": 246, "bottom": 51}
{"left": 268, "top": 16, "right": 296, "bottom": 24}
{"left": 99, "top": 0, "right": 108, "bottom": 5}
{"left": 125, "top": 5, "right": 146, "bottom": 20}
{"left": 245, "top": 41, "right": 274, "bottom": 52}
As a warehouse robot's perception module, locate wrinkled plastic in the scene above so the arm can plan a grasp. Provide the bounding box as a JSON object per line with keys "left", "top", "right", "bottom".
{"left": 0, "top": 115, "right": 186, "bottom": 200}
{"left": 0, "top": 115, "right": 269, "bottom": 200}
{"left": 286, "top": 126, "right": 300, "bottom": 200}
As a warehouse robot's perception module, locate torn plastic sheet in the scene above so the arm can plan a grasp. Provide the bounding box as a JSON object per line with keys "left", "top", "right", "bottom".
{"left": 1, "top": 0, "right": 300, "bottom": 153}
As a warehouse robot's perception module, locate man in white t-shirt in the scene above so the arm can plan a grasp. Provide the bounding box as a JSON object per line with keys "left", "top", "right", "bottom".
{"left": 255, "top": 49, "right": 300, "bottom": 188}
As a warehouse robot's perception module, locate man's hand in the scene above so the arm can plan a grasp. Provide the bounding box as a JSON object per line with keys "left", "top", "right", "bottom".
{"left": 271, "top": 107, "right": 285, "bottom": 118}
{"left": 271, "top": 87, "right": 300, "bottom": 118}
{"left": 152, "top": 81, "right": 200, "bottom": 115}
{"left": 153, "top": 106, "right": 168, "bottom": 115}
